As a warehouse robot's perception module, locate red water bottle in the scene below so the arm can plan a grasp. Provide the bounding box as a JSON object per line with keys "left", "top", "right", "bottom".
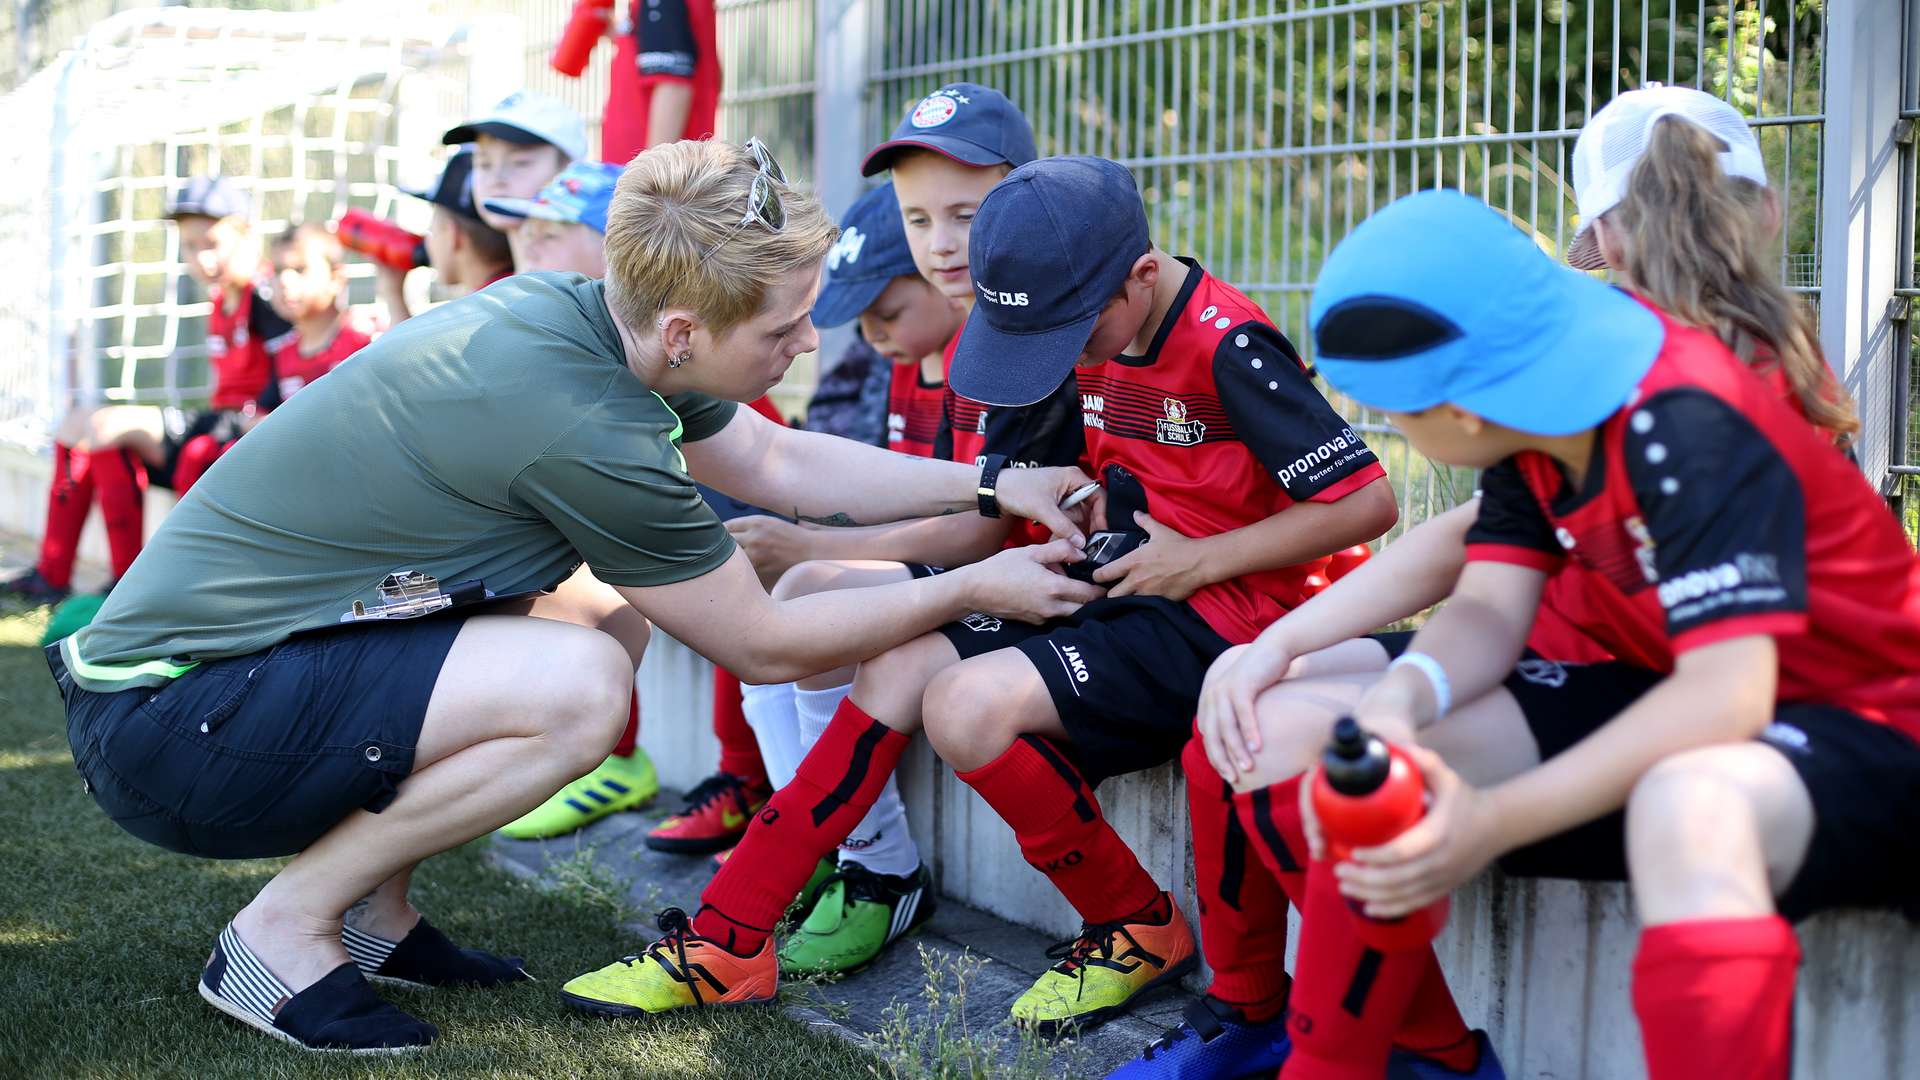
{"left": 1326, "top": 543, "right": 1372, "bottom": 582}
{"left": 551, "top": 0, "right": 615, "bottom": 77}
{"left": 1311, "top": 716, "right": 1450, "bottom": 951}
{"left": 337, "top": 209, "right": 429, "bottom": 272}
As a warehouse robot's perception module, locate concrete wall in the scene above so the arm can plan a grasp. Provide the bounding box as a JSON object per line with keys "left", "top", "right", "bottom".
{"left": 7, "top": 447, "right": 1914, "bottom": 1079}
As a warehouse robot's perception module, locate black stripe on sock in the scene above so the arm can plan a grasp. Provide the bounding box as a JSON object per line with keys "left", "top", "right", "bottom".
{"left": 1341, "top": 947, "right": 1383, "bottom": 1018}
{"left": 1021, "top": 735, "right": 1096, "bottom": 823}
{"left": 810, "top": 721, "right": 888, "bottom": 827}
{"left": 1248, "top": 787, "right": 1302, "bottom": 873}
{"left": 1218, "top": 779, "right": 1248, "bottom": 912}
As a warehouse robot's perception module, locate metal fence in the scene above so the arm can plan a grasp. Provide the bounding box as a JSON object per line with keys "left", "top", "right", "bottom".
{"left": 0, "top": 1, "right": 1890, "bottom": 544}
{"left": 852, "top": 0, "right": 1829, "bottom": 537}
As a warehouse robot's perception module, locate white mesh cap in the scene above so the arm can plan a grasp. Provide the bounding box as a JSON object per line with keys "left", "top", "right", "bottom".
{"left": 1566, "top": 83, "right": 1768, "bottom": 270}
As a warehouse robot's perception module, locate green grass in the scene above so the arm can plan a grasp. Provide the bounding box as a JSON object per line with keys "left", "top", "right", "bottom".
{"left": 0, "top": 606, "right": 877, "bottom": 1079}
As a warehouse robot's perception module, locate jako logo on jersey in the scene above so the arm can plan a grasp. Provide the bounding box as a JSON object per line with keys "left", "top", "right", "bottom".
{"left": 909, "top": 88, "right": 967, "bottom": 128}
{"left": 962, "top": 612, "right": 1003, "bottom": 633}
{"left": 1656, "top": 553, "right": 1784, "bottom": 611}
{"left": 1155, "top": 397, "right": 1206, "bottom": 446}
{"left": 975, "top": 282, "right": 1030, "bottom": 306}
{"left": 1061, "top": 644, "right": 1091, "bottom": 683}
{"left": 827, "top": 226, "right": 866, "bottom": 271}
{"left": 1082, "top": 393, "right": 1106, "bottom": 430}
{"left": 1515, "top": 658, "right": 1568, "bottom": 688}
{"left": 1276, "top": 426, "right": 1366, "bottom": 483}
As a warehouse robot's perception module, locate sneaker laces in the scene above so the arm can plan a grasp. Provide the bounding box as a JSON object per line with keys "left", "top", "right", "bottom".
{"left": 1043, "top": 917, "right": 1145, "bottom": 979}
{"left": 632, "top": 907, "right": 708, "bottom": 1008}
{"left": 673, "top": 772, "right": 749, "bottom": 818}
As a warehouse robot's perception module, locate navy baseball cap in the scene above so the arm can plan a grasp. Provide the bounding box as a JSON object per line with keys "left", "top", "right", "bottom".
{"left": 812, "top": 183, "right": 922, "bottom": 329}
{"left": 168, "top": 175, "right": 249, "bottom": 220}
{"left": 950, "top": 156, "right": 1150, "bottom": 407}
{"left": 1310, "top": 190, "right": 1663, "bottom": 437}
{"left": 403, "top": 148, "right": 482, "bottom": 222}
{"left": 861, "top": 83, "right": 1037, "bottom": 177}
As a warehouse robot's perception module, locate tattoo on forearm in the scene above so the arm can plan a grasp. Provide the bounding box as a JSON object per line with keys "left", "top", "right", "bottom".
{"left": 797, "top": 510, "right": 864, "bottom": 527}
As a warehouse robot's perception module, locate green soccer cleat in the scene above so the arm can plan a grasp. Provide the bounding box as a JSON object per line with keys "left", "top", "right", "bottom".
{"left": 778, "top": 862, "right": 935, "bottom": 976}
{"left": 499, "top": 750, "right": 659, "bottom": 840}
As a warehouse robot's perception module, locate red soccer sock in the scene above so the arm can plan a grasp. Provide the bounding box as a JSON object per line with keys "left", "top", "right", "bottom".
{"left": 1632, "top": 916, "right": 1799, "bottom": 1080}
{"left": 711, "top": 667, "right": 766, "bottom": 785}
{"left": 89, "top": 448, "right": 146, "bottom": 579}
{"left": 169, "top": 433, "right": 226, "bottom": 494}
{"left": 1279, "top": 859, "right": 1433, "bottom": 1080}
{"left": 954, "top": 735, "right": 1160, "bottom": 925}
{"left": 694, "top": 698, "right": 909, "bottom": 953}
{"left": 611, "top": 693, "right": 639, "bottom": 758}
{"left": 34, "top": 443, "right": 93, "bottom": 590}
{"left": 1182, "top": 734, "right": 1291, "bottom": 1020}
{"left": 1238, "top": 777, "right": 1476, "bottom": 1071}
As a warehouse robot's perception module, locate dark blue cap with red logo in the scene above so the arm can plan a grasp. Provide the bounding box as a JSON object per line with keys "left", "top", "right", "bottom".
{"left": 950, "top": 156, "right": 1150, "bottom": 407}
{"left": 861, "top": 83, "right": 1037, "bottom": 177}
{"left": 813, "top": 182, "right": 922, "bottom": 329}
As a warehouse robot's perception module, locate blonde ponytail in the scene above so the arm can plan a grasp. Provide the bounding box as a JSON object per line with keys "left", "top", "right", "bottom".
{"left": 1608, "top": 117, "right": 1858, "bottom": 444}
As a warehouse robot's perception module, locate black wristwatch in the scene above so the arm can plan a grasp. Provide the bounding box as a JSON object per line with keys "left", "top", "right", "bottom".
{"left": 976, "top": 453, "right": 1009, "bottom": 518}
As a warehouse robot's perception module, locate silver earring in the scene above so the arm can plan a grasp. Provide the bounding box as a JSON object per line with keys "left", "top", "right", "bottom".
{"left": 668, "top": 351, "right": 691, "bottom": 369}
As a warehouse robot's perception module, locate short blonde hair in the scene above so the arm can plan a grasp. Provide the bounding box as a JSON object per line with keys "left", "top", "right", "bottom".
{"left": 605, "top": 139, "right": 838, "bottom": 336}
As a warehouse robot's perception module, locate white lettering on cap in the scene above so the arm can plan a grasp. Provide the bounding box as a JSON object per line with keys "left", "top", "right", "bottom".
{"left": 827, "top": 227, "right": 866, "bottom": 271}
{"left": 974, "top": 280, "right": 1030, "bottom": 306}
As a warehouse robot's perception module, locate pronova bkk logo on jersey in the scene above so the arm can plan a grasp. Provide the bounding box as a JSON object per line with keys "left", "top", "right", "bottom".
{"left": 910, "top": 88, "right": 967, "bottom": 128}
{"left": 1275, "top": 425, "right": 1372, "bottom": 487}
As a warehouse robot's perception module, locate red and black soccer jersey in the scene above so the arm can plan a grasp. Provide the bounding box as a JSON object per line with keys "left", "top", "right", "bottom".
{"left": 603, "top": 0, "right": 722, "bottom": 165}
{"left": 887, "top": 362, "right": 946, "bottom": 459}
{"left": 1077, "top": 260, "right": 1386, "bottom": 644}
{"left": 205, "top": 279, "right": 295, "bottom": 410}
{"left": 273, "top": 322, "right": 371, "bottom": 402}
{"left": 1465, "top": 310, "right": 1920, "bottom": 741}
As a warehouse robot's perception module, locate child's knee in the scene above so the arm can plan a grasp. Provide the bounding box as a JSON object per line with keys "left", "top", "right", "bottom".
{"left": 922, "top": 661, "right": 1023, "bottom": 767}
{"left": 1231, "top": 684, "right": 1347, "bottom": 791}
{"left": 771, "top": 560, "right": 842, "bottom": 602}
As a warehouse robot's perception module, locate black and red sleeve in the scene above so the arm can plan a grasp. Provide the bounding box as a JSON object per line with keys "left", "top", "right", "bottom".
{"left": 1463, "top": 457, "right": 1565, "bottom": 572}
{"left": 1623, "top": 388, "right": 1809, "bottom": 651}
{"left": 1214, "top": 320, "right": 1384, "bottom": 503}
{"left": 981, "top": 371, "right": 1084, "bottom": 469}
{"left": 636, "top": 0, "right": 698, "bottom": 81}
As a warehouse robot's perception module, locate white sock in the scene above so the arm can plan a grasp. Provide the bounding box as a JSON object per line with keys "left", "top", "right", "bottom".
{"left": 740, "top": 680, "right": 801, "bottom": 789}
{"left": 795, "top": 682, "right": 921, "bottom": 878}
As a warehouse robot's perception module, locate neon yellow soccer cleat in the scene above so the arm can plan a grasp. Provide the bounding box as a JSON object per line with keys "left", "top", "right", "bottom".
{"left": 498, "top": 750, "right": 658, "bottom": 840}
{"left": 1011, "top": 897, "right": 1198, "bottom": 1038}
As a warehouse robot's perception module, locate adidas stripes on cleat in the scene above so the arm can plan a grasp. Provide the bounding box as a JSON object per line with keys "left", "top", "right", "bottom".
{"left": 778, "top": 862, "right": 935, "bottom": 976}
{"left": 499, "top": 750, "right": 658, "bottom": 840}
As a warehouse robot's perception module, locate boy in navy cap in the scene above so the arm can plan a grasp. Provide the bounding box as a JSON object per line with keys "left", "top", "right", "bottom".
{"left": 924, "top": 156, "right": 1396, "bottom": 1038}
{"left": 1254, "top": 190, "right": 1920, "bottom": 1080}
{"left": 5, "top": 175, "right": 294, "bottom": 604}
{"left": 381, "top": 148, "right": 514, "bottom": 325}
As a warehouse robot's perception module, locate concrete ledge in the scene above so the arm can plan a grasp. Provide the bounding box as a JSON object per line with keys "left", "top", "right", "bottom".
{"left": 636, "top": 634, "right": 1920, "bottom": 1079}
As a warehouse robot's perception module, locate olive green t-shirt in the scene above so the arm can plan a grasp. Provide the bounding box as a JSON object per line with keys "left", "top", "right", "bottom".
{"left": 63, "top": 272, "right": 737, "bottom": 691}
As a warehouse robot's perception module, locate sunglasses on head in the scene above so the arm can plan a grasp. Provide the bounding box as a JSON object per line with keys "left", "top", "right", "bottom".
{"left": 696, "top": 138, "right": 788, "bottom": 266}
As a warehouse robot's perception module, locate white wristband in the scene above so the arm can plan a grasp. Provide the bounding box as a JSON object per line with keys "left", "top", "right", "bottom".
{"left": 1389, "top": 651, "right": 1452, "bottom": 719}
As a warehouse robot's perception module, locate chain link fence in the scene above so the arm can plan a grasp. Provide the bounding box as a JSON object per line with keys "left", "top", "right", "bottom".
{"left": 0, "top": 1, "right": 1842, "bottom": 541}
{"left": 858, "top": 0, "right": 1827, "bottom": 538}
